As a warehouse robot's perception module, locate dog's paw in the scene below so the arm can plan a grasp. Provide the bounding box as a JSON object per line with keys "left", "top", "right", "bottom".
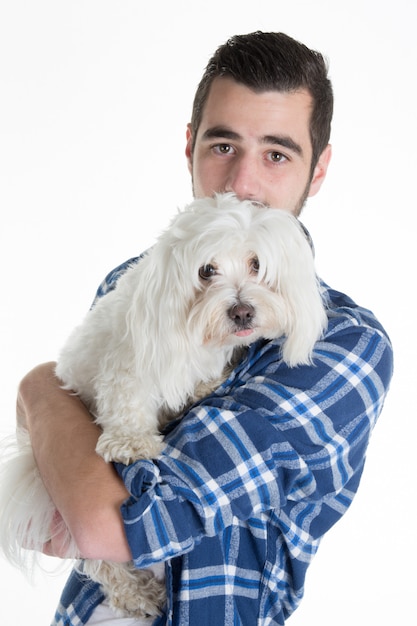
{"left": 96, "top": 431, "right": 164, "bottom": 464}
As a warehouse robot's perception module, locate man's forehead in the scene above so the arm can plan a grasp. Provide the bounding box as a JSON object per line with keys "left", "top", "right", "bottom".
{"left": 201, "top": 77, "right": 312, "bottom": 126}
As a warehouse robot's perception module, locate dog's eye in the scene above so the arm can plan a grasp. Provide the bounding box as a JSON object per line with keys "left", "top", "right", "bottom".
{"left": 199, "top": 264, "right": 217, "bottom": 280}
{"left": 250, "top": 257, "right": 260, "bottom": 274}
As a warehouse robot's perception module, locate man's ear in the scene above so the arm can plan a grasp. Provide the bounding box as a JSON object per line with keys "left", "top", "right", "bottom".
{"left": 185, "top": 123, "right": 193, "bottom": 174}
{"left": 308, "top": 144, "right": 332, "bottom": 198}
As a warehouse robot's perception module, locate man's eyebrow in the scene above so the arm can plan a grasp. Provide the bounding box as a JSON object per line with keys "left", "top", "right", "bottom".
{"left": 200, "top": 127, "right": 303, "bottom": 156}
{"left": 262, "top": 135, "right": 303, "bottom": 156}
{"left": 200, "top": 127, "right": 241, "bottom": 142}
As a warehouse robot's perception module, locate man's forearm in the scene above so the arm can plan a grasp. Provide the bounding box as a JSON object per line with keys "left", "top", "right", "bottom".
{"left": 18, "top": 362, "right": 132, "bottom": 562}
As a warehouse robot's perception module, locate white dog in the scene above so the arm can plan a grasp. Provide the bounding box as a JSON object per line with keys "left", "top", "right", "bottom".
{"left": 0, "top": 193, "right": 327, "bottom": 619}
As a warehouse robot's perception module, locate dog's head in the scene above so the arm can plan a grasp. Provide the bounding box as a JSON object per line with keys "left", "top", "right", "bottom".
{"left": 154, "top": 193, "right": 327, "bottom": 367}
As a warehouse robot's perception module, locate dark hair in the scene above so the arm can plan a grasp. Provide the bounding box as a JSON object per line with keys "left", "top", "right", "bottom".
{"left": 190, "top": 31, "right": 333, "bottom": 174}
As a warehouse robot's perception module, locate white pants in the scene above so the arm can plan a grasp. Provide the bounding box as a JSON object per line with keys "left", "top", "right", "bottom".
{"left": 85, "top": 600, "right": 154, "bottom": 626}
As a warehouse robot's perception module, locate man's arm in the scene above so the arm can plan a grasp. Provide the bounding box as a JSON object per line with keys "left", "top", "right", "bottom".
{"left": 110, "top": 303, "right": 394, "bottom": 568}
{"left": 18, "top": 362, "right": 132, "bottom": 562}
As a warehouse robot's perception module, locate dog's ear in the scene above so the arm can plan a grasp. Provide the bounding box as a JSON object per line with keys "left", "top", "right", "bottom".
{"left": 279, "top": 237, "right": 327, "bottom": 366}
{"left": 125, "top": 214, "right": 199, "bottom": 366}
{"left": 258, "top": 211, "right": 327, "bottom": 367}
{"left": 281, "top": 274, "right": 327, "bottom": 366}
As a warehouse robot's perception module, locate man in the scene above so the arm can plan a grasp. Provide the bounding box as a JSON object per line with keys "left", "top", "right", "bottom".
{"left": 18, "top": 32, "right": 393, "bottom": 625}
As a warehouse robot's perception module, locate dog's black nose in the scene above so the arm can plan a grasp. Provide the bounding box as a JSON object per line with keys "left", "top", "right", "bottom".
{"left": 228, "top": 303, "right": 255, "bottom": 327}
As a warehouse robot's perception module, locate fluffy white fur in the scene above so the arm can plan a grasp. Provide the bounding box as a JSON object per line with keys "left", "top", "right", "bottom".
{"left": 0, "top": 193, "right": 327, "bottom": 618}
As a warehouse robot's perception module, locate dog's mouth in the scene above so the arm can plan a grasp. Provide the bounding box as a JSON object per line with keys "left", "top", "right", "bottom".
{"left": 233, "top": 328, "right": 255, "bottom": 337}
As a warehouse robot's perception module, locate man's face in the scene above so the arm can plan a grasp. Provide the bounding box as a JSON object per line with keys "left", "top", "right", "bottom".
{"left": 186, "top": 77, "right": 331, "bottom": 215}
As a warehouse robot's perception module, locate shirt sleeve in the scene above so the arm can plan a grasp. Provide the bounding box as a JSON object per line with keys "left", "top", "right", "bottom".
{"left": 114, "top": 285, "right": 394, "bottom": 568}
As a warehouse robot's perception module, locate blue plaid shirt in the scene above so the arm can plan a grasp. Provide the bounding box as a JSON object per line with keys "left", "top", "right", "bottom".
{"left": 52, "top": 257, "right": 393, "bottom": 626}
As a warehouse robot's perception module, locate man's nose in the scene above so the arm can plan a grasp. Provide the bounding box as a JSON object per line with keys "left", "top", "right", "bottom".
{"left": 224, "top": 156, "right": 261, "bottom": 201}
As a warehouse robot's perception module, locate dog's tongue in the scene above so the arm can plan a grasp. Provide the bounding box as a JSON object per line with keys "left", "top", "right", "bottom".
{"left": 234, "top": 329, "right": 254, "bottom": 337}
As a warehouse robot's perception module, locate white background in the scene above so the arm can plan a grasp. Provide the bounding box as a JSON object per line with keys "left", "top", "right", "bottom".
{"left": 0, "top": 1, "right": 415, "bottom": 624}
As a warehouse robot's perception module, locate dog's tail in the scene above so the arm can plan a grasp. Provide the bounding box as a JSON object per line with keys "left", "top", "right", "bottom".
{"left": 0, "top": 429, "right": 77, "bottom": 574}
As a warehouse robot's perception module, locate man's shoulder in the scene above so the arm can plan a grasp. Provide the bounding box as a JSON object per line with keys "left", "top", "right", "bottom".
{"left": 321, "top": 281, "right": 392, "bottom": 349}
{"left": 93, "top": 255, "right": 144, "bottom": 305}
{"left": 310, "top": 281, "right": 394, "bottom": 392}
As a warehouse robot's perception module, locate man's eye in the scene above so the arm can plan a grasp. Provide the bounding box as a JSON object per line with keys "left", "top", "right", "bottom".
{"left": 213, "top": 144, "right": 234, "bottom": 155}
{"left": 199, "top": 264, "right": 217, "bottom": 280}
{"left": 269, "top": 151, "right": 287, "bottom": 163}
